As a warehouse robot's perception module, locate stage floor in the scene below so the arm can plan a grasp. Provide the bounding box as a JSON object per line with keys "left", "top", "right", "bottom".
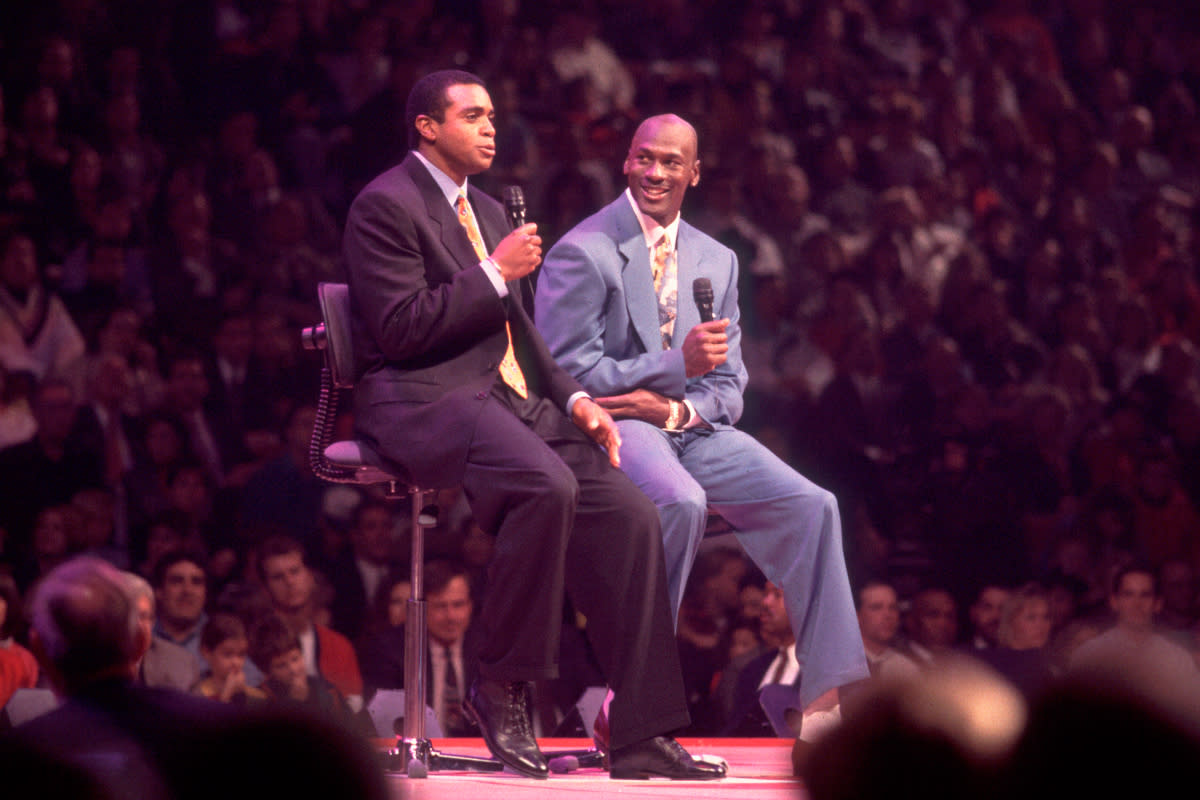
{"left": 383, "top": 738, "right": 805, "bottom": 799}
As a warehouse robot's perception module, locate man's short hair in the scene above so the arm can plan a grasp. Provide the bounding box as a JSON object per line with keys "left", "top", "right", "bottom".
{"left": 248, "top": 613, "right": 300, "bottom": 671}
{"left": 855, "top": 577, "right": 897, "bottom": 610}
{"left": 29, "top": 556, "right": 141, "bottom": 688}
{"left": 405, "top": 69, "right": 486, "bottom": 150}
{"left": 151, "top": 546, "right": 208, "bottom": 588}
{"left": 201, "top": 612, "right": 247, "bottom": 652}
{"left": 256, "top": 535, "right": 307, "bottom": 582}
{"left": 1111, "top": 563, "right": 1157, "bottom": 596}
{"left": 424, "top": 558, "right": 470, "bottom": 598}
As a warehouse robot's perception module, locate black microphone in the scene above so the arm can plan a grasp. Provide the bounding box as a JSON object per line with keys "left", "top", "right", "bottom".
{"left": 693, "top": 277, "right": 714, "bottom": 323}
{"left": 504, "top": 185, "right": 526, "bottom": 230}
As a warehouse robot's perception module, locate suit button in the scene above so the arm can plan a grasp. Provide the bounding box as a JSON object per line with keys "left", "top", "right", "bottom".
{"left": 476, "top": 391, "right": 487, "bottom": 400}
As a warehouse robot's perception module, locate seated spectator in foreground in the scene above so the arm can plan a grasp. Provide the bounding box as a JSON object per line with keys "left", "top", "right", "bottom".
{"left": 192, "top": 612, "right": 265, "bottom": 705}
{"left": 11, "top": 557, "right": 231, "bottom": 799}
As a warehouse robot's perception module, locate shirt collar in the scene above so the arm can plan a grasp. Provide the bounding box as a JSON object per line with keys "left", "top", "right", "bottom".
{"left": 414, "top": 150, "right": 470, "bottom": 208}
{"left": 624, "top": 187, "right": 680, "bottom": 251}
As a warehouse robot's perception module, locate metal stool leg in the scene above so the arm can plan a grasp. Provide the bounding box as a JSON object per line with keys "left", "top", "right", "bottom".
{"left": 384, "top": 486, "right": 501, "bottom": 777}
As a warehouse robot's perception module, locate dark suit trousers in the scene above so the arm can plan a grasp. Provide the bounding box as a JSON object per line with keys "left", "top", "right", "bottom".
{"left": 461, "top": 380, "right": 690, "bottom": 748}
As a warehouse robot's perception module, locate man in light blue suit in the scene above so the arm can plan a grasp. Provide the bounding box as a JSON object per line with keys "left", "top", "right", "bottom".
{"left": 535, "top": 114, "right": 868, "bottom": 728}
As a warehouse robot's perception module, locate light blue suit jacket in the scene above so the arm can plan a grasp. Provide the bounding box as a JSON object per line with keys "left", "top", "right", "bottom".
{"left": 535, "top": 195, "right": 748, "bottom": 427}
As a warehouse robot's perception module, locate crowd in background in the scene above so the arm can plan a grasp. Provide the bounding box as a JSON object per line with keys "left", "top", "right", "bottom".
{"left": 3, "top": 0, "right": 1200, "bottom": 736}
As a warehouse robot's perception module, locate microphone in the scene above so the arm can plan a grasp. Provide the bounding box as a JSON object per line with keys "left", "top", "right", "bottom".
{"left": 693, "top": 277, "right": 715, "bottom": 323}
{"left": 504, "top": 185, "right": 526, "bottom": 230}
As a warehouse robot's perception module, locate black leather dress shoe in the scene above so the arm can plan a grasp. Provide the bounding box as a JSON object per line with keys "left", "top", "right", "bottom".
{"left": 609, "top": 736, "right": 726, "bottom": 780}
{"left": 462, "top": 679, "right": 549, "bottom": 779}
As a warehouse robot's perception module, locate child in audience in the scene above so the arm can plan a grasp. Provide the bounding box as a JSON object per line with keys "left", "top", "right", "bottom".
{"left": 192, "top": 612, "right": 266, "bottom": 705}
{"left": 249, "top": 613, "right": 362, "bottom": 730}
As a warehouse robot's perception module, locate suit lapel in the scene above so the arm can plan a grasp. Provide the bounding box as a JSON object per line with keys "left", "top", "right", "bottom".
{"left": 673, "top": 223, "right": 703, "bottom": 338}
{"left": 615, "top": 201, "right": 665, "bottom": 354}
{"left": 402, "top": 155, "right": 481, "bottom": 273}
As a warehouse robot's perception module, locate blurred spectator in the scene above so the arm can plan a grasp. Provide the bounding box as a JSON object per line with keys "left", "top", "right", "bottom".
{"left": 125, "top": 570, "right": 200, "bottom": 692}
{"left": 1070, "top": 563, "right": 1200, "bottom": 692}
{"left": 974, "top": 581, "right": 1054, "bottom": 699}
{"left": 722, "top": 581, "right": 800, "bottom": 736}
{"left": 151, "top": 548, "right": 208, "bottom": 669}
{"left": 192, "top": 612, "right": 265, "bottom": 705}
{"left": 964, "top": 583, "right": 1011, "bottom": 653}
{"left": 0, "top": 573, "right": 38, "bottom": 709}
{"left": 902, "top": 585, "right": 959, "bottom": 666}
{"left": 0, "top": 230, "right": 86, "bottom": 390}
{"left": 856, "top": 578, "right": 919, "bottom": 681}
{"left": 0, "top": 377, "right": 103, "bottom": 569}
{"left": 12, "top": 556, "right": 231, "bottom": 800}
{"left": 256, "top": 535, "right": 363, "bottom": 713}
{"left": 326, "top": 496, "right": 403, "bottom": 643}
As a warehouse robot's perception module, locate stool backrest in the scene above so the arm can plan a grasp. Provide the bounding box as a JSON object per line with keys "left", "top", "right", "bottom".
{"left": 317, "top": 282, "right": 356, "bottom": 389}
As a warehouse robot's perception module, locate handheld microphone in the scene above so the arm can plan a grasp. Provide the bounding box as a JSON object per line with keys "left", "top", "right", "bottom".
{"left": 693, "top": 277, "right": 715, "bottom": 323}
{"left": 504, "top": 186, "right": 526, "bottom": 230}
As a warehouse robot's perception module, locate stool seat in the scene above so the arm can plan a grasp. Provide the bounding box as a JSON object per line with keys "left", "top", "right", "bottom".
{"left": 324, "top": 439, "right": 404, "bottom": 485}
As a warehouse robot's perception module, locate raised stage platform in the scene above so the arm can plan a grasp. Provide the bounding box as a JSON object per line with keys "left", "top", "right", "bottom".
{"left": 383, "top": 737, "right": 805, "bottom": 799}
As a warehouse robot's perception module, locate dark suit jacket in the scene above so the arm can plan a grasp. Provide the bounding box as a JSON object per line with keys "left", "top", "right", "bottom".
{"left": 11, "top": 678, "right": 234, "bottom": 800}
{"left": 722, "top": 646, "right": 803, "bottom": 736}
{"left": 342, "top": 153, "right": 584, "bottom": 487}
{"left": 356, "top": 622, "right": 482, "bottom": 706}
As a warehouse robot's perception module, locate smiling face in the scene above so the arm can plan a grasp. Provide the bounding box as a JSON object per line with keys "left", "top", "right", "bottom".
{"left": 623, "top": 115, "right": 700, "bottom": 227}
{"left": 416, "top": 82, "right": 496, "bottom": 184}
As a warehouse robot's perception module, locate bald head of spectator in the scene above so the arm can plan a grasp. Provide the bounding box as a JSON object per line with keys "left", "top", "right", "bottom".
{"left": 28, "top": 556, "right": 149, "bottom": 693}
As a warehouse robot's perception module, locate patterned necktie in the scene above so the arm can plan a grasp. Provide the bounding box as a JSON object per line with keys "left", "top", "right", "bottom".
{"left": 457, "top": 192, "right": 528, "bottom": 398}
{"left": 651, "top": 232, "right": 677, "bottom": 349}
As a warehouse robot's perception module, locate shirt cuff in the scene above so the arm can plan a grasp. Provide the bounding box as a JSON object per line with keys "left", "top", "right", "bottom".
{"left": 480, "top": 258, "right": 508, "bottom": 297}
{"left": 566, "top": 391, "right": 590, "bottom": 417}
{"left": 681, "top": 399, "right": 704, "bottom": 429}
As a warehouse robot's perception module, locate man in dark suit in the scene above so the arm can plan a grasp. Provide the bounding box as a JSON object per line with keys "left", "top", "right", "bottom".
{"left": 723, "top": 581, "right": 802, "bottom": 736}
{"left": 10, "top": 556, "right": 231, "bottom": 799}
{"left": 340, "top": 69, "right": 719, "bottom": 780}
{"left": 357, "top": 558, "right": 482, "bottom": 736}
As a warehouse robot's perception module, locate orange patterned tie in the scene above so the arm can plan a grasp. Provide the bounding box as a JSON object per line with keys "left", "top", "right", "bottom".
{"left": 457, "top": 192, "right": 528, "bottom": 398}
{"left": 651, "top": 232, "right": 677, "bottom": 349}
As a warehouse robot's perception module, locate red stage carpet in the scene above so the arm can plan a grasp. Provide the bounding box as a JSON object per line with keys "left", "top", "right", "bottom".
{"left": 384, "top": 737, "right": 805, "bottom": 799}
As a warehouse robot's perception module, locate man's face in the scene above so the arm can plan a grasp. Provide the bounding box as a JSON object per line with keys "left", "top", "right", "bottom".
{"left": 908, "top": 590, "right": 958, "bottom": 648}
{"left": 419, "top": 83, "right": 495, "bottom": 183}
{"left": 352, "top": 506, "right": 394, "bottom": 564}
{"left": 426, "top": 575, "right": 472, "bottom": 646}
{"left": 858, "top": 584, "right": 900, "bottom": 649}
{"left": 623, "top": 116, "right": 700, "bottom": 227}
{"left": 758, "top": 582, "right": 792, "bottom": 643}
{"left": 969, "top": 586, "right": 1010, "bottom": 646}
{"left": 157, "top": 560, "right": 206, "bottom": 627}
{"left": 262, "top": 551, "right": 314, "bottom": 614}
{"left": 1111, "top": 571, "right": 1160, "bottom": 631}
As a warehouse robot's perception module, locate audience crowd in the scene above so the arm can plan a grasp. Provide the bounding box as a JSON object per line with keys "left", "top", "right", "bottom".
{"left": 3, "top": 0, "right": 1200, "bottom": 757}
